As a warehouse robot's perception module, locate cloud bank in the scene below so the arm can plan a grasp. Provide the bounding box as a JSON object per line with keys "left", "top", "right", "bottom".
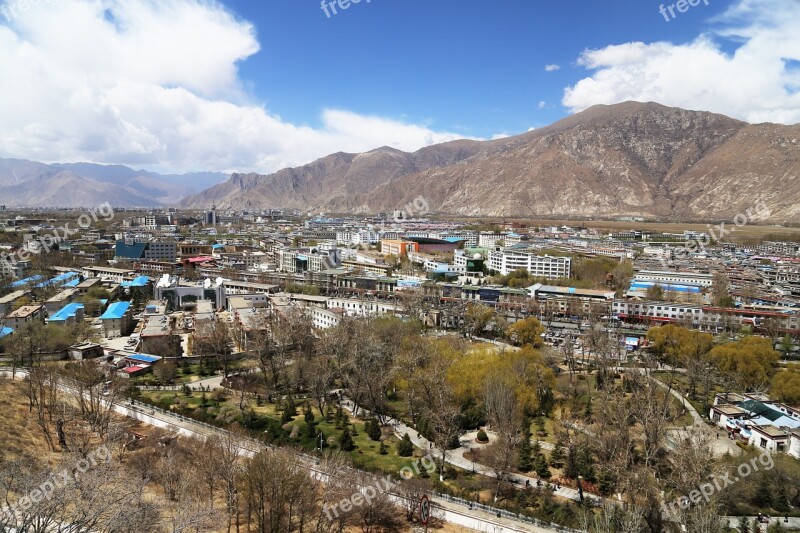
{"left": 563, "top": 0, "right": 800, "bottom": 124}
{"left": 0, "top": 0, "right": 471, "bottom": 173}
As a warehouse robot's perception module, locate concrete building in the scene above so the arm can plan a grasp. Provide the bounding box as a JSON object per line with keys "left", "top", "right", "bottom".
{"left": 100, "top": 301, "right": 132, "bottom": 338}
{"left": 48, "top": 303, "right": 85, "bottom": 326}
{"left": 2, "top": 304, "right": 44, "bottom": 330}
{"left": 0, "top": 289, "right": 30, "bottom": 316}
{"left": 489, "top": 250, "right": 572, "bottom": 278}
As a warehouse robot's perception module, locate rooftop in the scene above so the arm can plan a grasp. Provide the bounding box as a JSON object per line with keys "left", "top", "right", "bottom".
{"left": 5, "top": 304, "right": 43, "bottom": 318}
{"left": 100, "top": 301, "right": 131, "bottom": 320}
{"left": 49, "top": 303, "right": 84, "bottom": 322}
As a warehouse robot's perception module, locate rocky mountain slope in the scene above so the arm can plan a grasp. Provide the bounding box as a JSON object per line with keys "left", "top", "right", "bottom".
{"left": 181, "top": 102, "right": 800, "bottom": 223}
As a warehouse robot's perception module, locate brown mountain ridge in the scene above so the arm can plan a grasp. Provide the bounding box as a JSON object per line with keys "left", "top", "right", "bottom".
{"left": 180, "top": 102, "right": 800, "bottom": 223}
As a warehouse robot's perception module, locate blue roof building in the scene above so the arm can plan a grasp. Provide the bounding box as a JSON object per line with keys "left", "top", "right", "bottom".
{"left": 120, "top": 276, "right": 151, "bottom": 288}
{"left": 100, "top": 301, "right": 132, "bottom": 338}
{"left": 10, "top": 275, "right": 44, "bottom": 288}
{"left": 0, "top": 326, "right": 13, "bottom": 338}
{"left": 101, "top": 301, "right": 131, "bottom": 320}
{"left": 49, "top": 303, "right": 85, "bottom": 325}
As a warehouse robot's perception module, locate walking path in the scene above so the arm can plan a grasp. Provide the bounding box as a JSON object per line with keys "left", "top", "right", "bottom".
{"left": 1, "top": 370, "right": 576, "bottom": 533}
{"left": 341, "top": 399, "right": 597, "bottom": 505}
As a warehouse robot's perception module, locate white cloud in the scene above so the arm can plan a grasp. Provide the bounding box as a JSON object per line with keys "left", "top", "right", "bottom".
{"left": 544, "top": 64, "right": 560, "bottom": 72}
{"left": 491, "top": 133, "right": 510, "bottom": 140}
{"left": 0, "top": 0, "right": 474, "bottom": 174}
{"left": 538, "top": 101, "right": 547, "bottom": 110}
{"left": 563, "top": 0, "right": 800, "bottom": 124}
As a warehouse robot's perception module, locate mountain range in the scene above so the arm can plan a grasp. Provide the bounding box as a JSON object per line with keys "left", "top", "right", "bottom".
{"left": 0, "top": 159, "right": 226, "bottom": 208}
{"left": 2, "top": 102, "right": 798, "bottom": 222}
{"left": 181, "top": 102, "right": 800, "bottom": 223}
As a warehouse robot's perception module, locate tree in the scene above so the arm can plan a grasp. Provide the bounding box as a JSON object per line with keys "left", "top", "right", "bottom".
{"left": 517, "top": 435, "right": 533, "bottom": 472}
{"left": 339, "top": 426, "right": 355, "bottom": 451}
{"left": 240, "top": 448, "right": 319, "bottom": 533}
{"left": 771, "top": 364, "right": 800, "bottom": 404}
{"left": 507, "top": 317, "right": 545, "bottom": 347}
{"left": 484, "top": 368, "right": 523, "bottom": 500}
{"left": 711, "top": 272, "right": 734, "bottom": 308}
{"left": 534, "top": 452, "right": 551, "bottom": 479}
{"left": 710, "top": 336, "right": 780, "bottom": 391}
{"left": 397, "top": 433, "right": 414, "bottom": 457}
{"left": 646, "top": 284, "right": 665, "bottom": 301}
{"left": 366, "top": 418, "right": 382, "bottom": 441}
{"left": 193, "top": 317, "right": 233, "bottom": 377}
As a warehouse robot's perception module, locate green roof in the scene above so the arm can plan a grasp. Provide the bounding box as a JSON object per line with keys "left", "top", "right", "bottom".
{"left": 737, "top": 400, "right": 782, "bottom": 422}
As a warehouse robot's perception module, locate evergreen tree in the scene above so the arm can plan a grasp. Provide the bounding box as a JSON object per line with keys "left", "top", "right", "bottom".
{"left": 339, "top": 426, "right": 355, "bottom": 451}
{"left": 366, "top": 418, "right": 382, "bottom": 441}
{"left": 304, "top": 404, "right": 315, "bottom": 424}
{"left": 774, "top": 479, "right": 790, "bottom": 512}
{"left": 534, "top": 453, "right": 551, "bottom": 479}
{"left": 565, "top": 446, "right": 579, "bottom": 480}
{"left": 518, "top": 435, "right": 533, "bottom": 472}
{"left": 397, "top": 433, "right": 414, "bottom": 457}
{"left": 754, "top": 474, "right": 774, "bottom": 508}
{"left": 535, "top": 416, "right": 547, "bottom": 437}
{"left": 549, "top": 441, "right": 566, "bottom": 469}
{"left": 379, "top": 440, "right": 388, "bottom": 455}
{"left": 738, "top": 515, "right": 749, "bottom": 533}
{"left": 306, "top": 420, "right": 317, "bottom": 439}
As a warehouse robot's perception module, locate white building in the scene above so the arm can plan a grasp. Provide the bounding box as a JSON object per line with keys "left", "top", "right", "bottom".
{"left": 789, "top": 431, "right": 800, "bottom": 460}
{"left": 489, "top": 250, "right": 571, "bottom": 279}
{"left": 479, "top": 233, "right": 507, "bottom": 248}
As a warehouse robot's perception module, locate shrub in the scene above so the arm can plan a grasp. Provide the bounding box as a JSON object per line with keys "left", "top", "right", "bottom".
{"left": 476, "top": 429, "right": 489, "bottom": 443}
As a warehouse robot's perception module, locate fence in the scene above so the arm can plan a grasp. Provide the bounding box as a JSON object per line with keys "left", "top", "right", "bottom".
{"left": 435, "top": 492, "right": 585, "bottom": 533}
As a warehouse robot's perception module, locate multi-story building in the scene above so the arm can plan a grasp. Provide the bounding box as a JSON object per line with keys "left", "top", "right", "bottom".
{"left": 478, "top": 233, "right": 507, "bottom": 248}
{"left": 381, "top": 239, "right": 419, "bottom": 256}
{"left": 2, "top": 304, "right": 45, "bottom": 330}
{"left": 115, "top": 240, "right": 177, "bottom": 262}
{"left": 489, "top": 250, "right": 572, "bottom": 278}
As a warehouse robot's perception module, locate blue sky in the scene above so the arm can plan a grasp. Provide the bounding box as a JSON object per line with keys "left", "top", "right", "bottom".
{"left": 224, "top": 0, "right": 733, "bottom": 138}
{"left": 0, "top": 0, "right": 797, "bottom": 174}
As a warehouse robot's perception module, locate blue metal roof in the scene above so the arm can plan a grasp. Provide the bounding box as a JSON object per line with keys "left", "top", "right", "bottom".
{"left": 125, "top": 353, "right": 161, "bottom": 364}
{"left": 35, "top": 272, "right": 80, "bottom": 289}
{"left": 100, "top": 301, "right": 131, "bottom": 320}
{"left": 0, "top": 327, "right": 13, "bottom": 338}
{"left": 49, "top": 303, "right": 84, "bottom": 322}
{"left": 10, "top": 275, "right": 43, "bottom": 288}
{"left": 121, "top": 276, "right": 151, "bottom": 288}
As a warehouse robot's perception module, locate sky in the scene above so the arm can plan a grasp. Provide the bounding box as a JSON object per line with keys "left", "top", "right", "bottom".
{"left": 0, "top": 0, "right": 798, "bottom": 175}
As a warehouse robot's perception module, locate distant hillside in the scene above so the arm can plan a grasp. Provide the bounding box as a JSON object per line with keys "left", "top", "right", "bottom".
{"left": 181, "top": 102, "right": 800, "bottom": 223}
{"left": 0, "top": 159, "right": 227, "bottom": 208}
